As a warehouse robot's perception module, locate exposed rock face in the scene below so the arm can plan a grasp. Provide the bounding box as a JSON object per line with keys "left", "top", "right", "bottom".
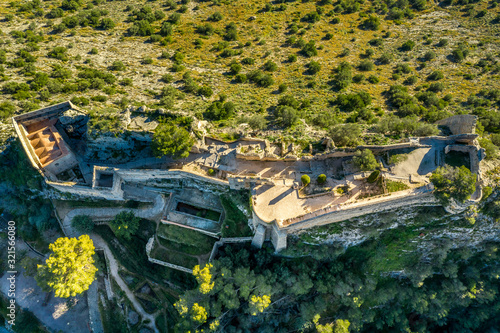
{"left": 59, "top": 109, "right": 89, "bottom": 139}
{"left": 436, "top": 115, "right": 477, "bottom": 135}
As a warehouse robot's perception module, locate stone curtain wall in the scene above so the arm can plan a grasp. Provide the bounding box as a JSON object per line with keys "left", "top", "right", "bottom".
{"left": 284, "top": 193, "right": 439, "bottom": 233}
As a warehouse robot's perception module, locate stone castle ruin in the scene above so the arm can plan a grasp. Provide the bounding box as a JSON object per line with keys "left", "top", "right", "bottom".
{"left": 13, "top": 102, "right": 485, "bottom": 255}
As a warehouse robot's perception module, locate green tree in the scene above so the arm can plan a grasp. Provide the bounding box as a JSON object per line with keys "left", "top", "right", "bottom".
{"left": 110, "top": 211, "right": 140, "bottom": 240}
{"left": 317, "top": 174, "right": 327, "bottom": 184}
{"left": 35, "top": 235, "right": 97, "bottom": 298}
{"left": 330, "top": 124, "right": 362, "bottom": 147}
{"left": 71, "top": 215, "right": 94, "bottom": 233}
{"left": 430, "top": 165, "right": 477, "bottom": 203}
{"left": 152, "top": 121, "right": 195, "bottom": 159}
{"left": 301, "top": 174, "right": 311, "bottom": 186}
{"left": 353, "top": 149, "right": 378, "bottom": 171}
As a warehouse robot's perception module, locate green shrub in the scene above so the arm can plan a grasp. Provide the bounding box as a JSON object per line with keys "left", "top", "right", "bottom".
{"left": 367, "top": 170, "right": 380, "bottom": 183}
{"left": 99, "top": 18, "right": 115, "bottom": 30}
{"left": 401, "top": 40, "right": 415, "bottom": 51}
{"left": 317, "top": 174, "right": 327, "bottom": 184}
{"left": 205, "top": 99, "right": 235, "bottom": 121}
{"left": 353, "top": 74, "right": 365, "bottom": 83}
{"left": 301, "top": 174, "right": 311, "bottom": 186}
{"left": 208, "top": 11, "right": 223, "bottom": 22}
{"left": 361, "top": 15, "right": 380, "bottom": 30}
{"left": 263, "top": 60, "right": 278, "bottom": 72}
{"left": 301, "top": 40, "right": 318, "bottom": 57}
{"left": 0, "top": 101, "right": 15, "bottom": 119}
{"left": 358, "top": 60, "right": 374, "bottom": 71}
{"left": 47, "top": 47, "right": 69, "bottom": 61}
{"left": 437, "top": 38, "right": 448, "bottom": 47}
{"left": 427, "top": 70, "right": 444, "bottom": 81}
{"left": 367, "top": 75, "right": 379, "bottom": 84}
{"left": 333, "top": 61, "right": 352, "bottom": 90}
{"left": 247, "top": 70, "right": 274, "bottom": 87}
{"left": 71, "top": 215, "right": 94, "bottom": 233}
{"left": 235, "top": 74, "right": 247, "bottom": 83}
{"left": 198, "top": 85, "right": 213, "bottom": 97}
{"left": 110, "top": 61, "right": 125, "bottom": 71}
{"left": 208, "top": 169, "right": 215, "bottom": 176}
{"left": 353, "top": 149, "right": 378, "bottom": 171}
{"left": 306, "top": 61, "right": 321, "bottom": 74}
{"left": 128, "top": 20, "right": 154, "bottom": 36}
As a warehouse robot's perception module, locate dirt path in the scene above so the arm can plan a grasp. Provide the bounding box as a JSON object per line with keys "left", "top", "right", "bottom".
{"left": 59, "top": 191, "right": 167, "bottom": 333}
{"left": 90, "top": 234, "right": 159, "bottom": 333}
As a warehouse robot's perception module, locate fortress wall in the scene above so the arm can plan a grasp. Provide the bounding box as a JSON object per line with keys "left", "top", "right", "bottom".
{"left": 13, "top": 101, "right": 77, "bottom": 125}
{"left": 284, "top": 193, "right": 439, "bottom": 233}
{"left": 12, "top": 117, "right": 43, "bottom": 171}
{"left": 115, "top": 169, "right": 229, "bottom": 187}
{"left": 48, "top": 181, "right": 124, "bottom": 201}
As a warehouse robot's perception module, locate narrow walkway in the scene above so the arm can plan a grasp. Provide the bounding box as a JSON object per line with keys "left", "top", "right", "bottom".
{"left": 91, "top": 233, "right": 158, "bottom": 332}
{"left": 61, "top": 192, "right": 166, "bottom": 237}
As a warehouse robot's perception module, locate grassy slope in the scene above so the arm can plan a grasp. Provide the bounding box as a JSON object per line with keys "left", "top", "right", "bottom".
{"left": 0, "top": 0, "right": 498, "bottom": 145}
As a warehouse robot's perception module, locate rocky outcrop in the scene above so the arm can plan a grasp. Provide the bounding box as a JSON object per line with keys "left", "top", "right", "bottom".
{"left": 436, "top": 115, "right": 477, "bottom": 135}
{"left": 58, "top": 109, "right": 89, "bottom": 139}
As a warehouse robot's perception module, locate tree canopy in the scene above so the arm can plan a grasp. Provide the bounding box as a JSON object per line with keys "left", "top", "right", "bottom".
{"left": 353, "top": 149, "right": 378, "bottom": 171}
{"left": 430, "top": 165, "right": 477, "bottom": 203}
{"left": 110, "top": 211, "right": 140, "bottom": 240}
{"left": 35, "top": 235, "right": 97, "bottom": 298}
{"left": 71, "top": 214, "right": 94, "bottom": 233}
{"left": 152, "top": 121, "right": 195, "bottom": 159}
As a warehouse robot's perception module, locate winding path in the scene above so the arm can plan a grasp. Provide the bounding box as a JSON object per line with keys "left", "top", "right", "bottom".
{"left": 60, "top": 191, "right": 167, "bottom": 333}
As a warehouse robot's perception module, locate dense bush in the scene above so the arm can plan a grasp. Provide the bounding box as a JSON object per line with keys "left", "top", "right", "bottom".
{"left": 361, "top": 15, "right": 381, "bottom": 30}
{"left": 330, "top": 124, "right": 362, "bottom": 147}
{"left": 208, "top": 11, "right": 223, "bottom": 22}
{"left": 333, "top": 61, "right": 352, "bottom": 90}
{"left": 430, "top": 165, "right": 476, "bottom": 203}
{"left": 367, "top": 170, "right": 380, "bottom": 183}
{"left": 335, "top": 91, "right": 371, "bottom": 112}
{"left": 317, "top": 174, "right": 327, "bottom": 184}
{"left": 307, "top": 61, "right": 321, "bottom": 74}
{"left": 205, "top": 99, "right": 235, "bottom": 121}
{"left": 301, "top": 174, "right": 311, "bottom": 186}
{"left": 247, "top": 70, "right": 274, "bottom": 87}
{"left": 47, "top": 47, "right": 69, "bottom": 61}
{"left": 0, "top": 101, "right": 15, "bottom": 119}
{"left": 71, "top": 215, "right": 94, "bottom": 233}
{"left": 274, "top": 105, "right": 298, "bottom": 127}
{"left": 128, "top": 20, "right": 154, "bottom": 36}
{"left": 427, "top": 70, "right": 444, "bottom": 81}
{"left": 301, "top": 40, "right": 318, "bottom": 57}
{"left": 378, "top": 52, "right": 393, "bottom": 65}
{"left": 358, "top": 60, "right": 374, "bottom": 71}
{"left": 401, "top": 40, "right": 415, "bottom": 51}
{"left": 152, "top": 120, "right": 194, "bottom": 159}
{"left": 263, "top": 60, "right": 278, "bottom": 72}
{"left": 353, "top": 149, "right": 378, "bottom": 171}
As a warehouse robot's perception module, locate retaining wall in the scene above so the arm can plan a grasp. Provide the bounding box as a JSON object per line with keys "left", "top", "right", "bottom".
{"left": 284, "top": 192, "right": 439, "bottom": 233}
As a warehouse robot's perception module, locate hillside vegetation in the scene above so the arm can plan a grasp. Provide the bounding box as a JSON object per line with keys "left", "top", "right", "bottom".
{"left": 0, "top": 0, "right": 499, "bottom": 151}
